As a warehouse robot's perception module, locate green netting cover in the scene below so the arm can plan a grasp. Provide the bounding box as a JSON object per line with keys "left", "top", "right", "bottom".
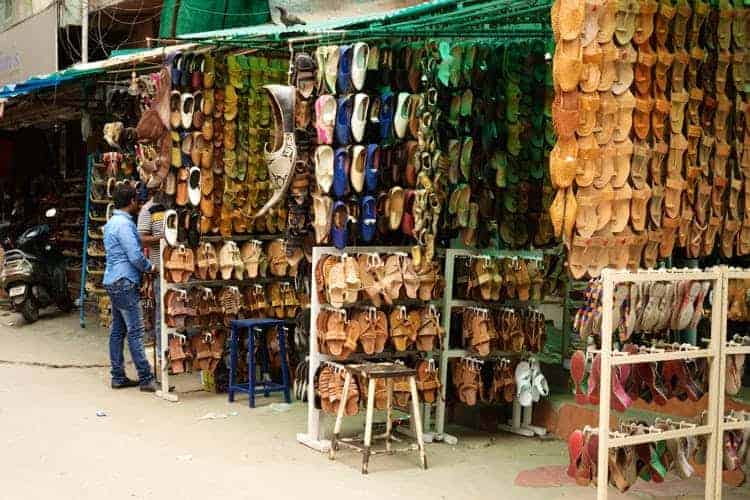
{"left": 159, "top": 0, "right": 271, "bottom": 38}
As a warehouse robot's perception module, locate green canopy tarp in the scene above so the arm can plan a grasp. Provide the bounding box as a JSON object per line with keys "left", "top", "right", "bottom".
{"left": 159, "top": 0, "right": 271, "bottom": 38}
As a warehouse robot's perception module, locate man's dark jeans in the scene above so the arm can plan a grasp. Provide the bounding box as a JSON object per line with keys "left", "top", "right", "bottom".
{"left": 105, "top": 278, "right": 154, "bottom": 385}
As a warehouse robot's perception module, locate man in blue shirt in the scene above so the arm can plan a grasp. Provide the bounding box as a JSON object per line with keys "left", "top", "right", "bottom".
{"left": 103, "top": 184, "right": 156, "bottom": 392}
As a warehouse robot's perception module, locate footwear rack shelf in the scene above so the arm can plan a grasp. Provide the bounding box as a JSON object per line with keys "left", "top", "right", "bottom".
{"left": 595, "top": 268, "right": 722, "bottom": 500}
{"left": 434, "top": 248, "right": 548, "bottom": 441}
{"left": 297, "top": 245, "right": 428, "bottom": 453}
{"left": 716, "top": 268, "right": 750, "bottom": 499}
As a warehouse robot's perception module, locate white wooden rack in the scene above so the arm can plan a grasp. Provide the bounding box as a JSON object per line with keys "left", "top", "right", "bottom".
{"left": 155, "top": 238, "right": 295, "bottom": 402}
{"left": 715, "top": 268, "right": 750, "bottom": 500}
{"left": 434, "top": 248, "right": 548, "bottom": 441}
{"left": 297, "top": 245, "right": 429, "bottom": 452}
{"left": 594, "top": 268, "right": 723, "bottom": 500}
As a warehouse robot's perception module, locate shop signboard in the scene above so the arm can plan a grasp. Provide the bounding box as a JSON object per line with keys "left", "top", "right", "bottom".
{"left": 0, "top": 6, "right": 57, "bottom": 86}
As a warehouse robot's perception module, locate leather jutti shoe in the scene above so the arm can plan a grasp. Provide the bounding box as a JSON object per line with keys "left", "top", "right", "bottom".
{"left": 255, "top": 85, "right": 296, "bottom": 220}
{"left": 314, "top": 95, "right": 336, "bottom": 145}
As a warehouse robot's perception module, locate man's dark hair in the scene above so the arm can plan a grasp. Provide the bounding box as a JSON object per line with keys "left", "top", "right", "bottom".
{"left": 113, "top": 183, "right": 136, "bottom": 209}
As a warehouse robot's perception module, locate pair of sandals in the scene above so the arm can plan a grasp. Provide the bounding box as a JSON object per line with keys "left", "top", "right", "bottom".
{"left": 317, "top": 364, "right": 360, "bottom": 417}
{"left": 515, "top": 358, "right": 549, "bottom": 407}
{"left": 265, "top": 282, "right": 301, "bottom": 320}
{"left": 726, "top": 337, "right": 748, "bottom": 396}
{"left": 163, "top": 246, "right": 196, "bottom": 283}
{"left": 317, "top": 307, "right": 387, "bottom": 359}
{"left": 316, "top": 253, "right": 440, "bottom": 309}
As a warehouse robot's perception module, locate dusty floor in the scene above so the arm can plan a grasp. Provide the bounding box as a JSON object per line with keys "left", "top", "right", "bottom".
{"left": 0, "top": 309, "right": 746, "bottom": 499}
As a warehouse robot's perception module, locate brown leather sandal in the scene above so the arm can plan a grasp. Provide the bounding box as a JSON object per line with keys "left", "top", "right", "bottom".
{"left": 595, "top": 91, "right": 617, "bottom": 145}
{"left": 630, "top": 182, "right": 652, "bottom": 232}
{"left": 721, "top": 219, "right": 740, "bottom": 258}
{"left": 660, "top": 215, "right": 680, "bottom": 257}
{"left": 702, "top": 215, "right": 722, "bottom": 257}
{"left": 650, "top": 140, "right": 668, "bottom": 183}
{"left": 678, "top": 198, "right": 694, "bottom": 248}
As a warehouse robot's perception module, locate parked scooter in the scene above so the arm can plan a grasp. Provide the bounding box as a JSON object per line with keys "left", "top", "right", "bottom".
{"left": 0, "top": 209, "right": 72, "bottom": 323}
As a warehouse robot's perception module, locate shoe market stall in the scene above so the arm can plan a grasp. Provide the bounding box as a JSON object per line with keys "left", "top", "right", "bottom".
{"left": 129, "top": 0, "right": 565, "bottom": 452}
{"left": 551, "top": 0, "right": 750, "bottom": 495}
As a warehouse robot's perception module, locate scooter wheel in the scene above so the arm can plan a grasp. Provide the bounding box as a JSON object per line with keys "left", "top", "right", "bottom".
{"left": 22, "top": 298, "right": 39, "bottom": 324}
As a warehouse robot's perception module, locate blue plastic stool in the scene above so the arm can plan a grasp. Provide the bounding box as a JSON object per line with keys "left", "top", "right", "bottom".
{"left": 228, "top": 318, "right": 292, "bottom": 408}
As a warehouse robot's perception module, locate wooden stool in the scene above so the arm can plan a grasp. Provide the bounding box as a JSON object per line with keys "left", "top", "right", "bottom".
{"left": 329, "top": 362, "right": 427, "bottom": 474}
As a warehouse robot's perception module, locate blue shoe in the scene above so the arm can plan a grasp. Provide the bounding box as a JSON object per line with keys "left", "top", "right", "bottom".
{"left": 360, "top": 195, "right": 377, "bottom": 242}
{"left": 335, "top": 95, "right": 353, "bottom": 146}
{"left": 180, "top": 53, "right": 193, "bottom": 89}
{"left": 167, "top": 52, "right": 183, "bottom": 88}
{"left": 365, "top": 144, "right": 379, "bottom": 194}
{"left": 331, "top": 201, "right": 349, "bottom": 250}
{"left": 336, "top": 45, "right": 353, "bottom": 94}
{"left": 379, "top": 91, "right": 395, "bottom": 143}
{"left": 333, "top": 147, "right": 350, "bottom": 199}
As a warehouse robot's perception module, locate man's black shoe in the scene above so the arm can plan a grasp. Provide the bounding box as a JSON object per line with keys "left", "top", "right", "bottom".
{"left": 140, "top": 380, "right": 158, "bottom": 392}
{"left": 111, "top": 378, "right": 140, "bottom": 389}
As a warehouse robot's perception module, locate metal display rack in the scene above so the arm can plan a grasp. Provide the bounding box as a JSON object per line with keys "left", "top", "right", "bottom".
{"left": 595, "top": 268, "right": 723, "bottom": 500}
{"left": 297, "top": 245, "right": 429, "bottom": 453}
{"left": 434, "top": 248, "right": 548, "bottom": 441}
{"left": 715, "top": 268, "right": 750, "bottom": 500}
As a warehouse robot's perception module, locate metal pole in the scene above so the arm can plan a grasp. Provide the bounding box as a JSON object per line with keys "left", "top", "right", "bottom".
{"left": 81, "top": 0, "right": 88, "bottom": 63}
{"left": 79, "top": 154, "right": 92, "bottom": 328}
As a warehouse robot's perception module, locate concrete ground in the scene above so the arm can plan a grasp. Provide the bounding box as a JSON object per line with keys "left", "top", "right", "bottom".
{"left": 0, "top": 309, "right": 747, "bottom": 500}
